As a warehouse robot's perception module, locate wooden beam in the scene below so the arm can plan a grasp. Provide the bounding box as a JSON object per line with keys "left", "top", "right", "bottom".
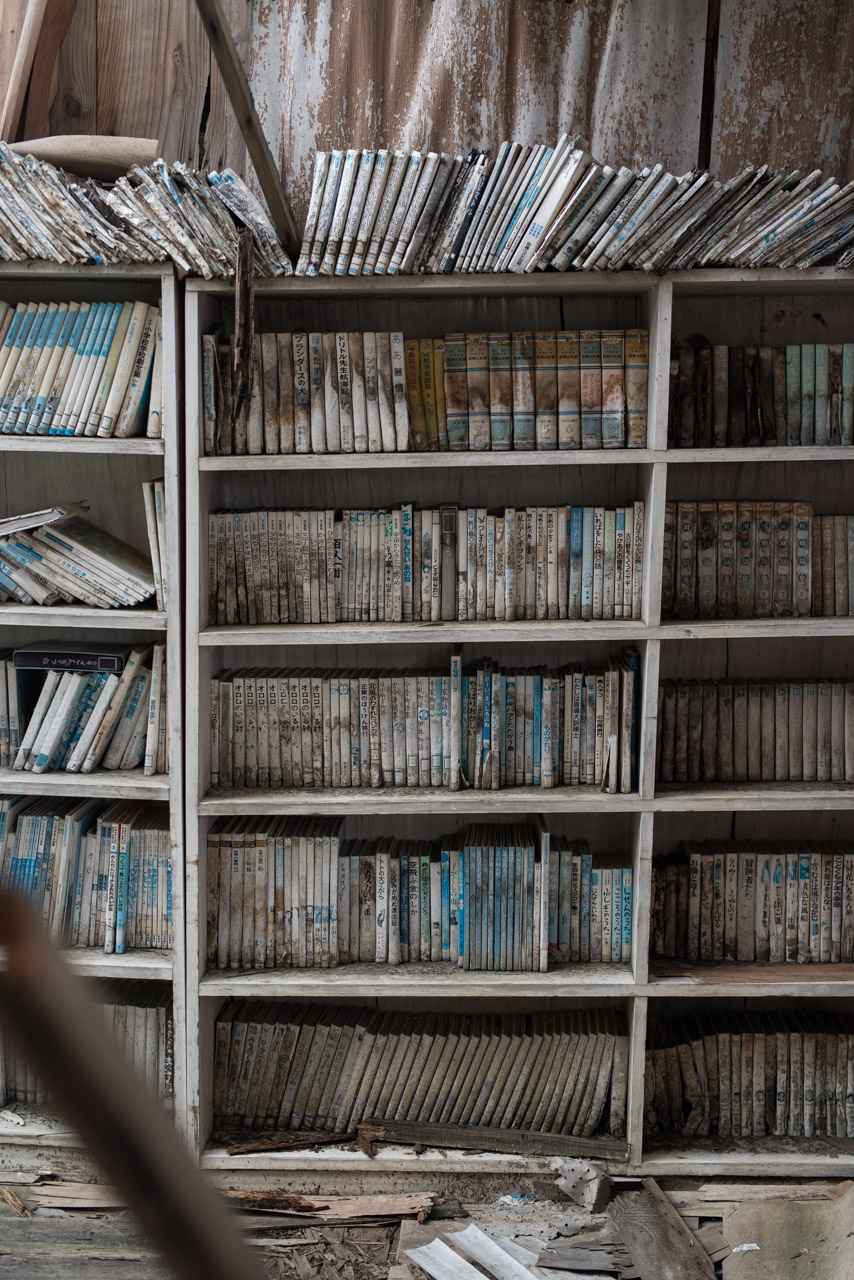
{"left": 192, "top": 0, "right": 300, "bottom": 257}
{"left": 361, "top": 1118, "right": 630, "bottom": 1162}
{"left": 22, "top": 0, "right": 79, "bottom": 140}
{"left": 0, "top": 0, "right": 49, "bottom": 142}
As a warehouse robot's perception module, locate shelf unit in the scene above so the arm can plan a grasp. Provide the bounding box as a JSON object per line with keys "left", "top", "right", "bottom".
{"left": 0, "top": 263, "right": 186, "bottom": 1152}
{"left": 184, "top": 267, "right": 854, "bottom": 1184}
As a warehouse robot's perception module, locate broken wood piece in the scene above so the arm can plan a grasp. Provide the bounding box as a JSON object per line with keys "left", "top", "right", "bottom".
{"left": 407, "top": 1238, "right": 490, "bottom": 1280}
{"left": 361, "top": 1118, "right": 629, "bottom": 1162}
{"left": 444, "top": 1224, "right": 539, "bottom": 1280}
{"left": 26, "top": 1181, "right": 126, "bottom": 1209}
{"left": 694, "top": 1180, "right": 854, "bottom": 1203}
{"left": 224, "top": 1190, "right": 435, "bottom": 1222}
{"left": 608, "top": 1178, "right": 716, "bottom": 1280}
{"left": 191, "top": 0, "right": 300, "bottom": 255}
{"left": 225, "top": 1128, "right": 356, "bottom": 1155}
{"left": 0, "top": 1186, "right": 31, "bottom": 1217}
{"left": 551, "top": 1156, "right": 613, "bottom": 1213}
{"left": 9, "top": 134, "right": 158, "bottom": 180}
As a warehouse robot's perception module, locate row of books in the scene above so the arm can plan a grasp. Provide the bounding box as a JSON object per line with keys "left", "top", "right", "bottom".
{"left": 207, "top": 503, "right": 646, "bottom": 627}
{"left": 297, "top": 141, "right": 854, "bottom": 276}
{"left": 670, "top": 343, "right": 854, "bottom": 448}
{"left": 202, "top": 327, "right": 650, "bottom": 455}
{"left": 0, "top": 299, "right": 162, "bottom": 439}
{"left": 651, "top": 842, "right": 854, "bottom": 965}
{"left": 210, "top": 657, "right": 639, "bottom": 793}
{"left": 662, "top": 500, "right": 814, "bottom": 619}
{"left": 645, "top": 1016, "right": 854, "bottom": 1139}
{"left": 0, "top": 981, "right": 174, "bottom": 1107}
{"left": 12, "top": 645, "right": 167, "bottom": 776}
{"left": 214, "top": 1004, "right": 628, "bottom": 1138}
{"left": 0, "top": 144, "right": 290, "bottom": 277}
{"left": 0, "top": 493, "right": 161, "bottom": 611}
{"left": 656, "top": 678, "right": 854, "bottom": 786}
{"left": 205, "top": 821, "right": 633, "bottom": 973}
{"left": 0, "top": 797, "right": 171, "bottom": 953}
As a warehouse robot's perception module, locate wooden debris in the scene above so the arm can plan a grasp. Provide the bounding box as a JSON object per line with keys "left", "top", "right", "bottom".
{"left": 0, "top": 1185, "right": 31, "bottom": 1217}
{"left": 360, "top": 1119, "right": 629, "bottom": 1162}
{"left": 551, "top": 1157, "right": 613, "bottom": 1213}
{"left": 26, "top": 1181, "right": 125, "bottom": 1209}
{"left": 537, "top": 1243, "right": 632, "bottom": 1273}
{"left": 358, "top": 1120, "right": 384, "bottom": 1157}
{"left": 608, "top": 1178, "right": 716, "bottom": 1280}
{"left": 224, "top": 1190, "right": 435, "bottom": 1223}
{"left": 225, "top": 1128, "right": 356, "bottom": 1155}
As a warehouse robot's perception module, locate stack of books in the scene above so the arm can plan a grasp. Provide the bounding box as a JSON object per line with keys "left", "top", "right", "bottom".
{"left": 0, "top": 491, "right": 163, "bottom": 611}
{"left": 208, "top": 502, "right": 645, "bottom": 625}
{"left": 9, "top": 643, "right": 167, "bottom": 776}
{"left": 670, "top": 343, "right": 854, "bottom": 447}
{"left": 646, "top": 1014, "right": 854, "bottom": 1139}
{"left": 214, "top": 1003, "right": 629, "bottom": 1137}
{"left": 656, "top": 677, "right": 854, "bottom": 785}
{"left": 0, "top": 796, "right": 171, "bottom": 953}
{"left": 0, "top": 143, "right": 290, "bottom": 278}
{"left": 297, "top": 141, "right": 854, "bottom": 275}
{"left": 0, "top": 980, "right": 173, "bottom": 1107}
{"left": 662, "top": 500, "right": 814, "bottom": 619}
{"left": 0, "top": 299, "right": 162, "bottom": 438}
{"left": 201, "top": 327, "right": 649, "bottom": 455}
{"left": 205, "top": 820, "right": 633, "bottom": 972}
{"left": 210, "top": 654, "right": 639, "bottom": 794}
{"left": 652, "top": 841, "right": 854, "bottom": 965}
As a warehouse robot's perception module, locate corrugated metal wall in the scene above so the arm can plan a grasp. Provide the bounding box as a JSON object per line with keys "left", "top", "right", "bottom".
{"left": 42, "top": 0, "right": 852, "bottom": 228}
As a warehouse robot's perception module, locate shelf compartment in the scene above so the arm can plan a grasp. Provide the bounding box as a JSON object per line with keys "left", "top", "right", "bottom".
{"left": 647, "top": 963, "right": 854, "bottom": 996}
{"left": 653, "top": 784, "right": 854, "bottom": 810}
{"left": 0, "top": 767, "right": 169, "bottom": 800}
{"left": 198, "top": 786, "right": 646, "bottom": 816}
{"left": 199, "top": 960, "right": 635, "bottom": 999}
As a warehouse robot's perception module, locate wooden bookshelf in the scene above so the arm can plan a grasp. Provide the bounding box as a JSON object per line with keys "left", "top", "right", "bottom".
{"left": 0, "top": 263, "right": 186, "bottom": 1146}
{"left": 183, "top": 267, "right": 854, "bottom": 1182}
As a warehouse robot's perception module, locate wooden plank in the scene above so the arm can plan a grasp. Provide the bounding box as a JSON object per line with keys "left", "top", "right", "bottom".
{"left": 192, "top": 0, "right": 299, "bottom": 254}
{"left": 10, "top": 133, "right": 158, "bottom": 179}
{"left": 199, "top": 620, "right": 650, "bottom": 646}
{"left": 95, "top": 0, "right": 208, "bottom": 164}
{"left": 0, "top": 0, "right": 48, "bottom": 141}
{"left": 224, "top": 1190, "right": 435, "bottom": 1220}
{"left": 198, "top": 787, "right": 648, "bottom": 817}
{"left": 199, "top": 450, "right": 662, "bottom": 471}
{"left": 650, "top": 963, "right": 854, "bottom": 984}
{"left": 48, "top": 0, "right": 96, "bottom": 136}
{"left": 607, "top": 1179, "right": 716, "bottom": 1280}
{"left": 201, "top": 0, "right": 250, "bottom": 176}
{"left": 22, "top": 0, "right": 79, "bottom": 139}
{"left": 0, "top": 767, "right": 168, "bottom": 800}
{"left": 361, "top": 1119, "right": 629, "bottom": 1162}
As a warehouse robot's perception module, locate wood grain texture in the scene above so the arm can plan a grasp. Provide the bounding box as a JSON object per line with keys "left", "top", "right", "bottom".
{"left": 609, "top": 1179, "right": 716, "bottom": 1280}
{"left": 49, "top": 0, "right": 96, "bottom": 136}
{"left": 0, "top": 0, "right": 49, "bottom": 141}
{"left": 202, "top": 0, "right": 250, "bottom": 175}
{"left": 95, "top": 0, "right": 209, "bottom": 163}
{"left": 22, "top": 0, "right": 79, "bottom": 139}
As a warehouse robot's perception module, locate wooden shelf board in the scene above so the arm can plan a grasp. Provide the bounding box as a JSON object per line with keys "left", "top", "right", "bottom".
{"left": 198, "top": 786, "right": 645, "bottom": 816}
{"left": 0, "top": 947, "right": 172, "bottom": 980}
{"left": 187, "top": 271, "right": 658, "bottom": 299}
{"left": 202, "top": 1142, "right": 593, "bottom": 1174}
{"left": 659, "top": 617, "right": 854, "bottom": 639}
{"left": 665, "top": 446, "right": 854, "bottom": 464}
{"left": 0, "top": 767, "right": 169, "bottom": 800}
{"left": 647, "top": 962, "right": 854, "bottom": 995}
{"left": 0, "top": 436, "right": 164, "bottom": 454}
{"left": 0, "top": 1107, "right": 81, "bottom": 1150}
{"left": 199, "top": 619, "right": 648, "bottom": 646}
{"left": 199, "top": 450, "right": 656, "bottom": 471}
{"left": 0, "top": 605, "right": 166, "bottom": 629}
{"left": 654, "top": 784, "right": 854, "bottom": 810}
{"left": 199, "top": 961, "right": 634, "bottom": 998}
{"left": 0, "top": 263, "right": 170, "bottom": 281}
{"left": 636, "top": 1146, "right": 854, "bottom": 1177}
{"left": 665, "top": 266, "right": 854, "bottom": 294}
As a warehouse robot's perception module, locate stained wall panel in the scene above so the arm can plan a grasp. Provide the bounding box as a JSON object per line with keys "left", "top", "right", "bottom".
{"left": 247, "top": 0, "right": 708, "bottom": 227}
{"left": 711, "top": 0, "right": 854, "bottom": 184}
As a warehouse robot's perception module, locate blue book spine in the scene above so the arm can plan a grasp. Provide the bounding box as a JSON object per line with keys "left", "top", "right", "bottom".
{"left": 459, "top": 845, "right": 467, "bottom": 965}
{"left": 401, "top": 504, "right": 413, "bottom": 621}
{"left": 474, "top": 840, "right": 483, "bottom": 968}
{"left": 69, "top": 302, "right": 115, "bottom": 435}
{"left": 586, "top": 677, "right": 596, "bottom": 784}
{"left": 54, "top": 302, "right": 100, "bottom": 434}
{"left": 31, "top": 305, "right": 77, "bottom": 433}
{"left": 482, "top": 671, "right": 492, "bottom": 769}
{"left": 62, "top": 302, "right": 106, "bottom": 434}
{"left": 7, "top": 307, "right": 53, "bottom": 432}
{"left": 611, "top": 867, "right": 621, "bottom": 961}
{"left": 499, "top": 843, "right": 510, "bottom": 969}
{"left": 624, "top": 647, "right": 641, "bottom": 790}
{"left": 21, "top": 306, "right": 64, "bottom": 432}
{"left": 581, "top": 506, "right": 594, "bottom": 616}
{"left": 580, "top": 852, "right": 592, "bottom": 961}
{"left": 460, "top": 677, "right": 469, "bottom": 777}
{"left": 498, "top": 675, "right": 507, "bottom": 783}
{"left": 621, "top": 868, "right": 633, "bottom": 961}
{"left": 533, "top": 674, "right": 542, "bottom": 785}
{"left": 493, "top": 148, "right": 553, "bottom": 262}
{"left": 399, "top": 853, "right": 409, "bottom": 955}
{"left": 441, "top": 848, "right": 450, "bottom": 960}
{"left": 115, "top": 829, "right": 129, "bottom": 954}
{"left": 49, "top": 678, "right": 91, "bottom": 769}
{"left": 0, "top": 308, "right": 39, "bottom": 428}
{"left": 126, "top": 835, "right": 138, "bottom": 944}
{"left": 44, "top": 304, "right": 90, "bottom": 433}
